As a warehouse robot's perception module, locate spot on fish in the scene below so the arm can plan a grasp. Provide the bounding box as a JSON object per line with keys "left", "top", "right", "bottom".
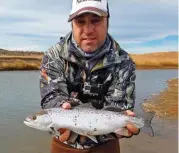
{"left": 93, "top": 128, "right": 97, "bottom": 132}
{"left": 32, "top": 115, "right": 37, "bottom": 120}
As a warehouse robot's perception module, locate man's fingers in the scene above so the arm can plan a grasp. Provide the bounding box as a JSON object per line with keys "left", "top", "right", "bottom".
{"left": 125, "top": 130, "right": 133, "bottom": 138}
{"left": 126, "top": 123, "right": 140, "bottom": 135}
{"left": 57, "top": 128, "right": 66, "bottom": 134}
{"left": 57, "top": 103, "right": 71, "bottom": 142}
{"left": 62, "top": 102, "right": 71, "bottom": 109}
{"left": 125, "top": 110, "right": 136, "bottom": 117}
{"left": 116, "top": 110, "right": 139, "bottom": 139}
{"left": 59, "top": 129, "right": 71, "bottom": 142}
{"left": 79, "top": 135, "right": 87, "bottom": 144}
{"left": 115, "top": 128, "right": 132, "bottom": 138}
{"left": 125, "top": 110, "right": 140, "bottom": 135}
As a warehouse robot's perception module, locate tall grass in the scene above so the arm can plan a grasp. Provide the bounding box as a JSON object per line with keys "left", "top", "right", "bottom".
{"left": 133, "top": 59, "right": 178, "bottom": 69}
{"left": 130, "top": 52, "right": 178, "bottom": 69}
{"left": 0, "top": 56, "right": 42, "bottom": 60}
{"left": 0, "top": 60, "right": 40, "bottom": 71}
{"left": 0, "top": 51, "right": 178, "bottom": 70}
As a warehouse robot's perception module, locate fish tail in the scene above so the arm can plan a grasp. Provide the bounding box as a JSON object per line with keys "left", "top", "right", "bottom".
{"left": 141, "top": 124, "right": 154, "bottom": 137}
{"left": 141, "top": 111, "right": 155, "bottom": 137}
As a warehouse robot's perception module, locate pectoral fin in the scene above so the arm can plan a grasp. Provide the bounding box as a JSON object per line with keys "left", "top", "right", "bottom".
{"left": 86, "top": 135, "right": 98, "bottom": 143}
{"left": 49, "top": 127, "right": 60, "bottom": 137}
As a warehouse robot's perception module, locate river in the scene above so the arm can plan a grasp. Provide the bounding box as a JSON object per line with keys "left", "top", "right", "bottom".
{"left": 0, "top": 70, "right": 178, "bottom": 153}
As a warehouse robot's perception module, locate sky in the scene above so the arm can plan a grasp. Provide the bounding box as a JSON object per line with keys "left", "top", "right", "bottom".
{"left": 0, "top": 0, "right": 178, "bottom": 53}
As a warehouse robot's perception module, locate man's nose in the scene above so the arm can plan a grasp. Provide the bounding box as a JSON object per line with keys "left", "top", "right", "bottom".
{"left": 83, "top": 22, "right": 95, "bottom": 34}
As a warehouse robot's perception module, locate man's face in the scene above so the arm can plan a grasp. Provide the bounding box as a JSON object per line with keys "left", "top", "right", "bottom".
{"left": 72, "top": 13, "right": 108, "bottom": 53}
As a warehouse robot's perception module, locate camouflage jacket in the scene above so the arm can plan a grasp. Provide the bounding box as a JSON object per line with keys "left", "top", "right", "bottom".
{"left": 39, "top": 32, "right": 136, "bottom": 149}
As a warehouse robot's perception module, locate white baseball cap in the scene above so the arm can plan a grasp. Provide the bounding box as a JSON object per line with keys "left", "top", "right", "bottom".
{"left": 68, "top": 0, "right": 109, "bottom": 22}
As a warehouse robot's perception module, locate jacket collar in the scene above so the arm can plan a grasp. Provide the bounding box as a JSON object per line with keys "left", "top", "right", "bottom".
{"left": 57, "top": 32, "right": 129, "bottom": 70}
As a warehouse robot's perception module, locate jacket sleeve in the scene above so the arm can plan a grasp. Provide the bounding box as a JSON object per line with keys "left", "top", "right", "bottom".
{"left": 104, "top": 57, "right": 136, "bottom": 111}
{"left": 39, "top": 51, "right": 71, "bottom": 109}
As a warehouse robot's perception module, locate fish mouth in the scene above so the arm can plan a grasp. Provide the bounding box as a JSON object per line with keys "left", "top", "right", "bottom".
{"left": 24, "top": 120, "right": 31, "bottom": 125}
{"left": 24, "top": 120, "right": 42, "bottom": 130}
{"left": 24, "top": 118, "right": 31, "bottom": 122}
{"left": 23, "top": 118, "right": 36, "bottom": 128}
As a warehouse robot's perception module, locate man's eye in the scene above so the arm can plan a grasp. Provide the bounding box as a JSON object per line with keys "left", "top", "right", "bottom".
{"left": 91, "top": 19, "right": 101, "bottom": 24}
{"left": 76, "top": 20, "right": 85, "bottom": 24}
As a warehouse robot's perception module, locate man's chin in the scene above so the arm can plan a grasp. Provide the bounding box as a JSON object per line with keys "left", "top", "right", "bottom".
{"left": 82, "top": 47, "right": 98, "bottom": 53}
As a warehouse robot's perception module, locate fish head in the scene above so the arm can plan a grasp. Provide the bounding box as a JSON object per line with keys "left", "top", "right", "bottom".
{"left": 24, "top": 110, "right": 52, "bottom": 131}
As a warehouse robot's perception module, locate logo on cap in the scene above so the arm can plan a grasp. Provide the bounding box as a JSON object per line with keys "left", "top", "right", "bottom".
{"left": 77, "top": 0, "right": 101, "bottom": 4}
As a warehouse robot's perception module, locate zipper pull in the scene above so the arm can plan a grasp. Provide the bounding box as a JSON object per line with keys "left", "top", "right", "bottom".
{"left": 81, "top": 70, "right": 86, "bottom": 82}
{"left": 85, "top": 61, "right": 91, "bottom": 82}
{"left": 85, "top": 61, "right": 89, "bottom": 69}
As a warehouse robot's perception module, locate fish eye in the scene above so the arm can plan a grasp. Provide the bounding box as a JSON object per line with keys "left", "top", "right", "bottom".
{"left": 32, "top": 116, "right": 37, "bottom": 120}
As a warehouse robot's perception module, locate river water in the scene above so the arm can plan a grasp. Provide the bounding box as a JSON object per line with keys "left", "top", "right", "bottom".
{"left": 0, "top": 70, "right": 178, "bottom": 153}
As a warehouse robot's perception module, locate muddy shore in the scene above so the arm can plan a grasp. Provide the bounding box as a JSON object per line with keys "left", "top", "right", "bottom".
{"left": 120, "top": 78, "right": 178, "bottom": 153}
{"left": 142, "top": 78, "right": 178, "bottom": 119}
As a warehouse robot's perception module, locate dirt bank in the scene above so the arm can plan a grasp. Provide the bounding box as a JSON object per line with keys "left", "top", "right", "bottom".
{"left": 142, "top": 78, "right": 178, "bottom": 119}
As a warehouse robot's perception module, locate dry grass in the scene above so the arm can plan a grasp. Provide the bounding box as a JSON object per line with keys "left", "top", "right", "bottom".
{"left": 0, "top": 55, "right": 42, "bottom": 60}
{"left": 0, "top": 48, "right": 43, "bottom": 56}
{"left": 142, "top": 78, "right": 178, "bottom": 119}
{"left": 130, "top": 51, "right": 178, "bottom": 69}
{"left": 0, "top": 50, "right": 178, "bottom": 70}
{"left": 0, "top": 60, "right": 41, "bottom": 71}
{"left": 0, "top": 50, "right": 43, "bottom": 70}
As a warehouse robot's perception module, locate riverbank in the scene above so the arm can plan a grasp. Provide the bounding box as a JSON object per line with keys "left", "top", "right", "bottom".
{"left": 142, "top": 78, "right": 178, "bottom": 119}
{"left": 0, "top": 49, "right": 42, "bottom": 71}
{"left": 0, "top": 49, "right": 178, "bottom": 70}
{"left": 121, "top": 77, "right": 178, "bottom": 153}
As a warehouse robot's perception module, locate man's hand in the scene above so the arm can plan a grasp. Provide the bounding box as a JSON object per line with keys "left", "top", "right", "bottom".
{"left": 125, "top": 110, "right": 140, "bottom": 137}
{"left": 116, "top": 110, "right": 140, "bottom": 138}
{"left": 58, "top": 102, "right": 86, "bottom": 144}
{"left": 57, "top": 102, "right": 71, "bottom": 142}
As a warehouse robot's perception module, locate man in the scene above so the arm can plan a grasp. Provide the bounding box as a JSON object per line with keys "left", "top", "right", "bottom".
{"left": 40, "top": 0, "right": 139, "bottom": 152}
